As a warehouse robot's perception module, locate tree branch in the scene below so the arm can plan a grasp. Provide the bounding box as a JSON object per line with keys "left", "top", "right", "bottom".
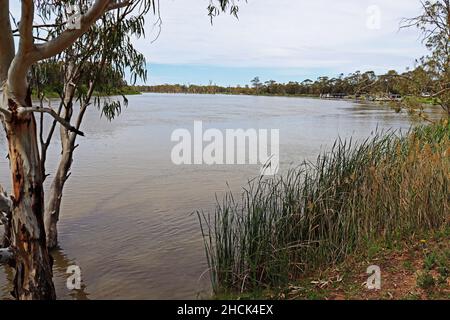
{"left": 6, "top": 0, "right": 36, "bottom": 103}
{"left": 0, "top": 0, "right": 15, "bottom": 83}
{"left": 18, "top": 0, "right": 35, "bottom": 54}
{"left": 34, "top": 0, "right": 129, "bottom": 61}
{"left": 45, "top": 101, "right": 64, "bottom": 147}
{"left": 431, "top": 86, "right": 450, "bottom": 97}
{"left": 12, "top": 22, "right": 67, "bottom": 34}
{"left": 18, "top": 106, "right": 85, "bottom": 137}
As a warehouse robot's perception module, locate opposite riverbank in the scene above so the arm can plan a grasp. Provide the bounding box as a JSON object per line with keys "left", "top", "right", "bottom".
{"left": 136, "top": 90, "right": 440, "bottom": 109}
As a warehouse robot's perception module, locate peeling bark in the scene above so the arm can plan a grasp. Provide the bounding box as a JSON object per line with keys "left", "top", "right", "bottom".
{"left": 4, "top": 93, "right": 55, "bottom": 300}
{"left": 0, "top": 0, "right": 134, "bottom": 298}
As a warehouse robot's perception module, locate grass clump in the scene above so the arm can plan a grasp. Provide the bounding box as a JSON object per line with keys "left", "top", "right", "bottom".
{"left": 198, "top": 120, "right": 450, "bottom": 295}
{"left": 417, "top": 272, "right": 436, "bottom": 290}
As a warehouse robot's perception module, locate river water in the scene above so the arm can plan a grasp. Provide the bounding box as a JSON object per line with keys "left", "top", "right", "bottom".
{"left": 0, "top": 93, "right": 439, "bottom": 299}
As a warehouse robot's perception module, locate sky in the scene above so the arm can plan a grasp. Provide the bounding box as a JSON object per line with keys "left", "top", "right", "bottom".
{"left": 135, "top": 0, "right": 429, "bottom": 86}
{"left": 9, "top": 0, "right": 430, "bottom": 86}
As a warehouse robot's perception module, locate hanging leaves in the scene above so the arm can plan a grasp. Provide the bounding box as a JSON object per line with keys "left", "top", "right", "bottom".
{"left": 207, "top": 0, "right": 244, "bottom": 24}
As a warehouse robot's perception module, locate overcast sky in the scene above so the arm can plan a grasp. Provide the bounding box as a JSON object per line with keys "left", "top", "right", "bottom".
{"left": 134, "top": 0, "right": 429, "bottom": 86}
{"left": 11, "top": 0, "right": 430, "bottom": 86}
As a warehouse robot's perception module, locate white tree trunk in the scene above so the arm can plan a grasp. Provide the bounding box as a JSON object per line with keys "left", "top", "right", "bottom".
{"left": 44, "top": 142, "right": 73, "bottom": 249}
{"left": 0, "top": 0, "right": 129, "bottom": 298}
{"left": 44, "top": 81, "right": 77, "bottom": 249}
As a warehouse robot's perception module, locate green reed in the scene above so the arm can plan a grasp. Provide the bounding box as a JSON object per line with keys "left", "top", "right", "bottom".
{"left": 198, "top": 121, "right": 450, "bottom": 294}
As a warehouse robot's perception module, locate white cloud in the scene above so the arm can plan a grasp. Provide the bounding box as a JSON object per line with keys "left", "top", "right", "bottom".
{"left": 8, "top": 0, "right": 429, "bottom": 76}
{"left": 135, "top": 0, "right": 428, "bottom": 71}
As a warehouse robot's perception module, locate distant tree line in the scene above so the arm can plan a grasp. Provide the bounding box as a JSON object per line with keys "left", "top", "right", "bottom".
{"left": 134, "top": 68, "right": 440, "bottom": 100}
{"left": 140, "top": 0, "right": 449, "bottom": 116}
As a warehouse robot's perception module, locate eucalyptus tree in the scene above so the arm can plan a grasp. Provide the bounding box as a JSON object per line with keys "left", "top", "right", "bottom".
{"left": 402, "top": 0, "right": 450, "bottom": 115}
{"left": 33, "top": 1, "right": 151, "bottom": 249}
{"left": 0, "top": 0, "right": 240, "bottom": 300}
{"left": 251, "top": 76, "right": 262, "bottom": 94}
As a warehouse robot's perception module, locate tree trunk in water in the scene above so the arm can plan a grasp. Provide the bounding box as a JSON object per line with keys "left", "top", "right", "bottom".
{"left": 44, "top": 148, "right": 72, "bottom": 249}
{"left": 44, "top": 83, "right": 75, "bottom": 249}
{"left": 4, "top": 95, "right": 55, "bottom": 300}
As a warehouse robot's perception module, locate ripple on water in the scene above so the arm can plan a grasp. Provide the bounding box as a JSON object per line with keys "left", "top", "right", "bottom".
{"left": 0, "top": 94, "right": 440, "bottom": 299}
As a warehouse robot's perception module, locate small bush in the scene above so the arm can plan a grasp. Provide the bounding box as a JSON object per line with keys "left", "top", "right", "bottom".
{"left": 417, "top": 272, "right": 436, "bottom": 290}
{"left": 423, "top": 253, "right": 438, "bottom": 271}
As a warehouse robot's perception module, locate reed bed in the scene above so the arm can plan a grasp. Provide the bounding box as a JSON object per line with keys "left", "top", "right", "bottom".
{"left": 198, "top": 121, "right": 450, "bottom": 294}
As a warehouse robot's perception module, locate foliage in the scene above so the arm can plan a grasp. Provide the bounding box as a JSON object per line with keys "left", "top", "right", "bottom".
{"left": 136, "top": 67, "right": 444, "bottom": 106}
{"left": 31, "top": 61, "right": 128, "bottom": 96}
{"left": 26, "top": 1, "right": 154, "bottom": 120}
{"left": 208, "top": 0, "right": 243, "bottom": 22}
{"left": 29, "top": 0, "right": 242, "bottom": 119}
{"left": 401, "top": 0, "right": 450, "bottom": 115}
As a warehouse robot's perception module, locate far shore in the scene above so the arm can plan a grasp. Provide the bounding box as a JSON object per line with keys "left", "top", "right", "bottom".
{"left": 138, "top": 90, "right": 440, "bottom": 107}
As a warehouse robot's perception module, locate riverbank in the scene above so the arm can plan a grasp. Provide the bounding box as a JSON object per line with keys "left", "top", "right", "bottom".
{"left": 217, "top": 227, "right": 450, "bottom": 300}
{"left": 199, "top": 120, "right": 450, "bottom": 300}
{"left": 139, "top": 90, "right": 439, "bottom": 107}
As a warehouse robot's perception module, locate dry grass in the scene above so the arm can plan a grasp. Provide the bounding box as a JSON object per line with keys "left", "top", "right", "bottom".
{"left": 281, "top": 228, "right": 450, "bottom": 300}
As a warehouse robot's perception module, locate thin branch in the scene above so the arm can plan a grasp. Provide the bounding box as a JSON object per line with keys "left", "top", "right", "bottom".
{"left": 45, "top": 101, "right": 64, "bottom": 147}
{"left": 18, "top": 106, "right": 85, "bottom": 137}
{"left": 431, "top": 86, "right": 450, "bottom": 97}
{"left": 11, "top": 22, "right": 66, "bottom": 34}
{"left": 75, "top": 82, "right": 95, "bottom": 131}
{"left": 13, "top": 35, "right": 51, "bottom": 43}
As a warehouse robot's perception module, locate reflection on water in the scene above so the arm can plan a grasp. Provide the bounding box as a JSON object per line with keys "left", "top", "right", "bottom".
{"left": 0, "top": 94, "right": 443, "bottom": 299}
{"left": 52, "top": 248, "right": 90, "bottom": 300}
{"left": 0, "top": 247, "right": 89, "bottom": 300}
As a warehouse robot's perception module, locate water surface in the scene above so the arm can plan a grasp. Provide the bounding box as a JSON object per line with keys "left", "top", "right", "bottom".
{"left": 0, "top": 94, "right": 439, "bottom": 299}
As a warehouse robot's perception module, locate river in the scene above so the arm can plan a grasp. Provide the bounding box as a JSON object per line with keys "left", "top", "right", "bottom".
{"left": 0, "top": 93, "right": 440, "bottom": 299}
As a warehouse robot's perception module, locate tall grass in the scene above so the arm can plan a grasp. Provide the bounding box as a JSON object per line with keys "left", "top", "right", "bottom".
{"left": 198, "top": 121, "right": 450, "bottom": 294}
